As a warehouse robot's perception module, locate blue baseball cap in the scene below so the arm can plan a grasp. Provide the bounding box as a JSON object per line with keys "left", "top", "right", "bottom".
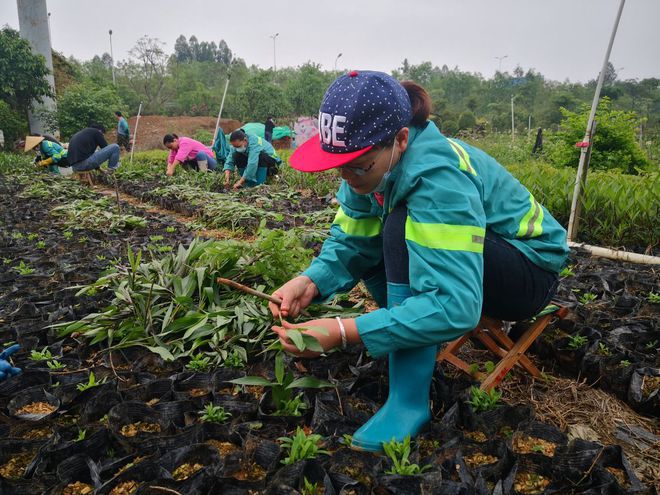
{"left": 290, "top": 70, "right": 412, "bottom": 172}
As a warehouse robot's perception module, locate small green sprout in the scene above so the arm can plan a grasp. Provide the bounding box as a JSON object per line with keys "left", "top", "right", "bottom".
{"left": 47, "top": 360, "right": 66, "bottom": 370}
{"left": 186, "top": 353, "right": 212, "bottom": 372}
{"left": 468, "top": 386, "right": 502, "bottom": 413}
{"left": 567, "top": 334, "right": 588, "bottom": 350}
{"left": 278, "top": 427, "right": 329, "bottom": 465}
{"left": 76, "top": 372, "right": 108, "bottom": 392}
{"left": 30, "top": 347, "right": 54, "bottom": 361}
{"left": 13, "top": 261, "right": 35, "bottom": 275}
{"left": 579, "top": 292, "right": 598, "bottom": 304}
{"left": 165, "top": 226, "right": 176, "bottom": 233}
{"left": 75, "top": 428, "right": 87, "bottom": 442}
{"left": 382, "top": 436, "right": 432, "bottom": 475}
{"left": 559, "top": 265, "right": 575, "bottom": 277}
{"left": 597, "top": 342, "right": 612, "bottom": 356}
{"left": 36, "top": 240, "right": 46, "bottom": 249}
{"left": 63, "top": 230, "right": 74, "bottom": 240}
{"left": 198, "top": 404, "right": 232, "bottom": 424}
{"left": 648, "top": 292, "right": 660, "bottom": 304}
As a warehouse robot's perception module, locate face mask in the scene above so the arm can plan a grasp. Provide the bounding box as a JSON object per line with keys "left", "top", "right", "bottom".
{"left": 235, "top": 146, "right": 246, "bottom": 152}
{"left": 369, "top": 143, "right": 397, "bottom": 194}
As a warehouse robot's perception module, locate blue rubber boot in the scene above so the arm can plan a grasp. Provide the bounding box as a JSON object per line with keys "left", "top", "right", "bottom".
{"left": 351, "top": 283, "right": 437, "bottom": 452}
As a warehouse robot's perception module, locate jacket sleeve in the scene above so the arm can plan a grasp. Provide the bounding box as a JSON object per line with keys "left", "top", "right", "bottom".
{"left": 43, "top": 141, "right": 66, "bottom": 164}
{"left": 303, "top": 181, "right": 384, "bottom": 300}
{"left": 119, "top": 119, "right": 130, "bottom": 136}
{"left": 356, "top": 163, "right": 486, "bottom": 358}
{"left": 223, "top": 148, "right": 235, "bottom": 171}
{"left": 96, "top": 131, "right": 108, "bottom": 149}
{"left": 242, "top": 138, "right": 261, "bottom": 182}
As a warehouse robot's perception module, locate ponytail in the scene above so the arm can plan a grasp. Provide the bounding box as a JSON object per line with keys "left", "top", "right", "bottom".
{"left": 401, "top": 80, "right": 432, "bottom": 127}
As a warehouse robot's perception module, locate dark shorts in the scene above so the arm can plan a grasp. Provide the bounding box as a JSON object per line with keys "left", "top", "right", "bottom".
{"left": 382, "top": 202, "right": 558, "bottom": 321}
{"left": 117, "top": 134, "right": 131, "bottom": 151}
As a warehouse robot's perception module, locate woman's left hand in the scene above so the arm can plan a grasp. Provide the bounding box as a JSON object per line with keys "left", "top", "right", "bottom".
{"left": 233, "top": 179, "right": 245, "bottom": 190}
{"left": 272, "top": 319, "right": 342, "bottom": 358}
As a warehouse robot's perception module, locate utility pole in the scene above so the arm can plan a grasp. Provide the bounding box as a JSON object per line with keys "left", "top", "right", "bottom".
{"left": 17, "top": 0, "right": 58, "bottom": 136}
{"left": 510, "top": 94, "right": 518, "bottom": 142}
{"left": 270, "top": 33, "right": 279, "bottom": 71}
{"left": 334, "top": 52, "right": 343, "bottom": 75}
{"left": 495, "top": 54, "right": 508, "bottom": 73}
{"left": 108, "top": 29, "right": 116, "bottom": 86}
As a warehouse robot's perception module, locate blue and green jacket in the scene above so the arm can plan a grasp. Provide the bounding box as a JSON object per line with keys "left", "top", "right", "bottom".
{"left": 303, "top": 121, "right": 569, "bottom": 358}
{"left": 40, "top": 140, "right": 68, "bottom": 164}
{"left": 117, "top": 117, "right": 130, "bottom": 137}
{"left": 223, "top": 133, "right": 281, "bottom": 183}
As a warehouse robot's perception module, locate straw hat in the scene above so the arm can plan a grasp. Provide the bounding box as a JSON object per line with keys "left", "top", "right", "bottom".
{"left": 24, "top": 135, "right": 44, "bottom": 152}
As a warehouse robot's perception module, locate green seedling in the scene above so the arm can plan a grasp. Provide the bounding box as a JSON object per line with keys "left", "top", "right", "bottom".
{"left": 230, "top": 352, "right": 332, "bottom": 416}
{"left": 223, "top": 348, "right": 246, "bottom": 369}
{"left": 597, "top": 342, "right": 611, "bottom": 356}
{"left": 618, "top": 360, "right": 631, "bottom": 368}
{"left": 532, "top": 444, "right": 545, "bottom": 454}
{"left": 645, "top": 340, "right": 658, "bottom": 350}
{"left": 13, "top": 260, "right": 35, "bottom": 275}
{"left": 382, "top": 436, "right": 432, "bottom": 476}
{"left": 30, "top": 347, "right": 54, "bottom": 361}
{"left": 79, "top": 236, "right": 89, "bottom": 243}
{"left": 63, "top": 230, "right": 74, "bottom": 240}
{"left": 11, "top": 232, "right": 24, "bottom": 240}
{"left": 340, "top": 433, "right": 353, "bottom": 446}
{"left": 579, "top": 292, "right": 597, "bottom": 304}
{"left": 47, "top": 360, "right": 66, "bottom": 370}
{"left": 468, "top": 386, "right": 502, "bottom": 413}
{"left": 559, "top": 265, "right": 575, "bottom": 277}
{"left": 165, "top": 226, "right": 176, "bottom": 233}
{"left": 76, "top": 372, "right": 108, "bottom": 392}
{"left": 150, "top": 235, "right": 164, "bottom": 242}
{"left": 198, "top": 404, "right": 232, "bottom": 424}
{"left": 567, "top": 334, "right": 588, "bottom": 350}
{"left": 2, "top": 257, "right": 11, "bottom": 265}
{"left": 75, "top": 428, "right": 87, "bottom": 442}
{"left": 647, "top": 292, "right": 660, "bottom": 304}
{"left": 278, "top": 427, "right": 329, "bottom": 465}
{"left": 27, "top": 233, "right": 38, "bottom": 241}
{"left": 96, "top": 254, "right": 106, "bottom": 261}
{"left": 301, "top": 478, "right": 322, "bottom": 495}
{"left": 186, "top": 353, "right": 212, "bottom": 372}
{"left": 36, "top": 240, "right": 46, "bottom": 249}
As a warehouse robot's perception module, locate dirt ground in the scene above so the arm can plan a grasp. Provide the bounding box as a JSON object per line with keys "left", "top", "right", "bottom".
{"left": 107, "top": 116, "right": 243, "bottom": 151}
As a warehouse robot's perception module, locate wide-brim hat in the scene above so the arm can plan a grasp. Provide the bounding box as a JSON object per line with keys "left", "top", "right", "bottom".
{"left": 24, "top": 135, "right": 44, "bottom": 152}
{"left": 290, "top": 70, "right": 412, "bottom": 173}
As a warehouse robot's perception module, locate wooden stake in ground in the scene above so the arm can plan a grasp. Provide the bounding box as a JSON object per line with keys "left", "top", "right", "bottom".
{"left": 129, "top": 102, "right": 143, "bottom": 165}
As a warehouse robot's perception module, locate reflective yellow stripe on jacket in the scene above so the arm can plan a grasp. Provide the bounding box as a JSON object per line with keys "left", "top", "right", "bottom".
{"left": 405, "top": 217, "right": 485, "bottom": 253}
{"left": 517, "top": 193, "right": 544, "bottom": 238}
{"left": 447, "top": 139, "right": 477, "bottom": 176}
{"left": 333, "top": 206, "right": 382, "bottom": 237}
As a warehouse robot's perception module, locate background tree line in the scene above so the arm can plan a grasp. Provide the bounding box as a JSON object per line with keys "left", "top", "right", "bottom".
{"left": 1, "top": 28, "right": 657, "bottom": 172}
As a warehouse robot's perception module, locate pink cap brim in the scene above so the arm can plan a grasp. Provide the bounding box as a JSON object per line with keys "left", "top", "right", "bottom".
{"left": 290, "top": 137, "right": 373, "bottom": 172}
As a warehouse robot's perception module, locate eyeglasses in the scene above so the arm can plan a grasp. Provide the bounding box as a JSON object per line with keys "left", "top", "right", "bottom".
{"left": 340, "top": 146, "right": 389, "bottom": 176}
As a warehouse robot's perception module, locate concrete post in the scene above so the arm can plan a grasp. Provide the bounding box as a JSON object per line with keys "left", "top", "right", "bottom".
{"left": 16, "top": 0, "right": 58, "bottom": 136}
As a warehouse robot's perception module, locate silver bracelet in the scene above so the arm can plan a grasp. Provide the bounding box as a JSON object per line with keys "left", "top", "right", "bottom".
{"left": 335, "top": 317, "right": 348, "bottom": 350}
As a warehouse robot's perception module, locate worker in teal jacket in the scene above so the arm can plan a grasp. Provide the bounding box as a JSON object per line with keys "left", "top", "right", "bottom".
{"left": 223, "top": 129, "right": 281, "bottom": 189}
{"left": 268, "top": 71, "right": 568, "bottom": 452}
{"left": 24, "top": 135, "right": 70, "bottom": 174}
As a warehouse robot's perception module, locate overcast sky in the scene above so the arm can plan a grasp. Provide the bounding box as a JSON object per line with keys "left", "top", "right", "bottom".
{"left": 1, "top": 0, "right": 658, "bottom": 83}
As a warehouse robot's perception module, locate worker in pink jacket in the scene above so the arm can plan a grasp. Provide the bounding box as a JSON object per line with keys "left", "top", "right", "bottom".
{"left": 163, "top": 134, "right": 217, "bottom": 175}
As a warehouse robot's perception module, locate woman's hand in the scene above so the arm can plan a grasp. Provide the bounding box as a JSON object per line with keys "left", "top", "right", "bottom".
{"left": 269, "top": 276, "right": 319, "bottom": 319}
{"left": 272, "top": 319, "right": 341, "bottom": 358}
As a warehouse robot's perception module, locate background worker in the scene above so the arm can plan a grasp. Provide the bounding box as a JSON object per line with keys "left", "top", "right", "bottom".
{"left": 67, "top": 124, "right": 120, "bottom": 173}
{"left": 268, "top": 71, "right": 568, "bottom": 452}
{"left": 264, "top": 115, "right": 275, "bottom": 143}
{"left": 163, "top": 134, "right": 217, "bottom": 176}
{"left": 115, "top": 111, "right": 131, "bottom": 151}
{"left": 223, "top": 129, "right": 281, "bottom": 189}
{"left": 24, "top": 134, "right": 71, "bottom": 175}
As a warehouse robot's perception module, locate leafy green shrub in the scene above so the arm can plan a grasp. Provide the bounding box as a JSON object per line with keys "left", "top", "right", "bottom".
{"left": 0, "top": 101, "right": 26, "bottom": 147}
{"left": 383, "top": 436, "right": 431, "bottom": 475}
{"left": 468, "top": 386, "right": 502, "bottom": 412}
{"left": 458, "top": 110, "right": 477, "bottom": 131}
{"left": 57, "top": 83, "right": 123, "bottom": 139}
{"left": 193, "top": 128, "right": 214, "bottom": 145}
{"left": 547, "top": 97, "right": 649, "bottom": 173}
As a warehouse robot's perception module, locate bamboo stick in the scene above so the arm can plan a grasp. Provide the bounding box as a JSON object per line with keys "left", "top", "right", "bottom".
{"left": 568, "top": 242, "right": 660, "bottom": 265}
{"left": 216, "top": 277, "right": 312, "bottom": 317}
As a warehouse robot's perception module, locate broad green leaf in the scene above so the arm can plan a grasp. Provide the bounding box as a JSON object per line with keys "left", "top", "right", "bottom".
{"left": 229, "top": 376, "right": 271, "bottom": 387}
{"left": 144, "top": 345, "right": 175, "bottom": 361}
{"left": 288, "top": 377, "right": 333, "bottom": 389}
{"left": 286, "top": 329, "right": 305, "bottom": 351}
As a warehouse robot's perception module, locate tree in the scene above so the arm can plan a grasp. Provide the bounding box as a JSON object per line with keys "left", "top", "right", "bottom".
{"left": 0, "top": 27, "right": 52, "bottom": 119}
{"left": 174, "top": 35, "right": 191, "bottom": 63}
{"left": 216, "top": 40, "right": 233, "bottom": 65}
{"left": 549, "top": 97, "right": 649, "bottom": 173}
{"left": 285, "top": 62, "right": 332, "bottom": 116}
{"left": 56, "top": 82, "right": 123, "bottom": 138}
{"left": 458, "top": 111, "right": 477, "bottom": 131}
{"left": 235, "top": 71, "right": 290, "bottom": 121}
{"left": 122, "top": 36, "right": 170, "bottom": 113}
